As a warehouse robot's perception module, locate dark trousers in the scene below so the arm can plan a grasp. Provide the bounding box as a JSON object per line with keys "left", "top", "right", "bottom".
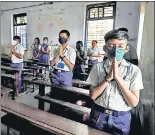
{"left": 88, "top": 104, "right": 131, "bottom": 135}
{"left": 50, "top": 70, "right": 73, "bottom": 86}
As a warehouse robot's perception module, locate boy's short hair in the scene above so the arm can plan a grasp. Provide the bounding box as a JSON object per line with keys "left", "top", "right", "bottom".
{"left": 43, "top": 37, "right": 48, "bottom": 41}
{"left": 59, "top": 30, "right": 70, "bottom": 38}
{"left": 13, "top": 36, "right": 21, "bottom": 42}
{"left": 35, "top": 37, "right": 40, "bottom": 44}
{"left": 76, "top": 41, "right": 83, "bottom": 47}
{"left": 118, "top": 27, "right": 128, "bottom": 33}
{"left": 104, "top": 29, "right": 129, "bottom": 43}
{"left": 92, "top": 40, "right": 98, "bottom": 43}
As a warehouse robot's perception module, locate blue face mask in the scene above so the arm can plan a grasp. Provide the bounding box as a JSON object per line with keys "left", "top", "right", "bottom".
{"left": 107, "top": 46, "right": 125, "bottom": 61}
{"left": 115, "top": 47, "right": 126, "bottom": 61}
{"left": 58, "top": 37, "right": 67, "bottom": 44}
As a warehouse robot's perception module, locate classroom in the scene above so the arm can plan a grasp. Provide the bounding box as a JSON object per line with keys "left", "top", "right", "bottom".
{"left": 1, "top": 1, "right": 154, "bottom": 135}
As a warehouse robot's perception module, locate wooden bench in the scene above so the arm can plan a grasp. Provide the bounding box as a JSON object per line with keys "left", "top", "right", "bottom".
{"left": 35, "top": 94, "right": 91, "bottom": 114}
{"left": 1, "top": 65, "right": 27, "bottom": 72}
{"left": 30, "top": 79, "right": 90, "bottom": 110}
{"left": 1, "top": 99, "right": 110, "bottom": 135}
{"left": 72, "top": 79, "right": 91, "bottom": 89}
{"left": 22, "top": 75, "right": 37, "bottom": 92}
{"left": 1, "top": 73, "right": 15, "bottom": 79}
{"left": 1, "top": 62, "right": 11, "bottom": 67}
{"left": 32, "top": 79, "right": 89, "bottom": 96}
{"left": 1, "top": 73, "right": 15, "bottom": 88}
{"left": 73, "top": 72, "right": 89, "bottom": 81}
{"left": 1, "top": 87, "right": 13, "bottom": 98}
{"left": 72, "top": 79, "right": 91, "bottom": 86}
{"left": 37, "top": 62, "right": 50, "bottom": 67}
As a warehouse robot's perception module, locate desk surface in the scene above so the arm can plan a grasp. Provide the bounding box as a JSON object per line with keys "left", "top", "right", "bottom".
{"left": 1, "top": 99, "right": 110, "bottom": 135}
{"left": 1, "top": 65, "right": 27, "bottom": 71}
{"left": 1, "top": 73, "right": 15, "bottom": 79}
{"left": 32, "top": 79, "right": 90, "bottom": 96}
{"left": 72, "top": 79, "right": 91, "bottom": 86}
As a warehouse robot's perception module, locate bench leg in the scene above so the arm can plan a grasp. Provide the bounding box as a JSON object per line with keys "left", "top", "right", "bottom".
{"left": 38, "top": 101, "right": 44, "bottom": 110}
{"left": 38, "top": 85, "right": 45, "bottom": 110}
{"left": 7, "top": 126, "right": 10, "bottom": 135}
{"left": 23, "top": 81, "right": 27, "bottom": 92}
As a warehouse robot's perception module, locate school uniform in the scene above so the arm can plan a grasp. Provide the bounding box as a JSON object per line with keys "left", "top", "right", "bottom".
{"left": 87, "top": 47, "right": 102, "bottom": 68}
{"left": 11, "top": 43, "right": 25, "bottom": 93}
{"left": 86, "top": 58, "right": 144, "bottom": 135}
{"left": 38, "top": 44, "right": 50, "bottom": 64}
{"left": 74, "top": 50, "right": 87, "bottom": 73}
{"left": 32, "top": 43, "right": 41, "bottom": 58}
{"left": 50, "top": 45, "right": 76, "bottom": 86}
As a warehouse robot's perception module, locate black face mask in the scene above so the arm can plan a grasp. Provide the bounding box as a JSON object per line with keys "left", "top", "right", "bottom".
{"left": 76, "top": 45, "right": 81, "bottom": 50}
{"left": 58, "top": 37, "right": 67, "bottom": 44}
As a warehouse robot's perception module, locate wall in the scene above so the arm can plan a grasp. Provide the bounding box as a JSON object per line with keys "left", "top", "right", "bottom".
{"left": 1, "top": 2, "right": 141, "bottom": 58}
{"left": 139, "top": 2, "right": 154, "bottom": 101}
{"left": 115, "top": 2, "right": 141, "bottom": 48}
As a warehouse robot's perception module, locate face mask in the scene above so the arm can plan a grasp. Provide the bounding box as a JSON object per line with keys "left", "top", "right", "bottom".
{"left": 76, "top": 45, "right": 81, "bottom": 50}
{"left": 115, "top": 47, "right": 126, "bottom": 61}
{"left": 35, "top": 40, "right": 38, "bottom": 43}
{"left": 107, "top": 46, "right": 125, "bottom": 61}
{"left": 12, "top": 40, "right": 18, "bottom": 46}
{"left": 43, "top": 40, "right": 48, "bottom": 44}
{"left": 59, "top": 37, "right": 67, "bottom": 44}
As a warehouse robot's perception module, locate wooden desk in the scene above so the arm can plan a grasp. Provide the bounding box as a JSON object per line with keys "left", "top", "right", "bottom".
{"left": 32, "top": 79, "right": 90, "bottom": 96}
{"left": 1, "top": 87, "right": 13, "bottom": 97}
{"left": 1, "top": 73, "right": 15, "bottom": 99}
{"left": 30, "top": 79, "right": 90, "bottom": 110}
{"left": 1, "top": 65, "right": 27, "bottom": 72}
{"left": 1, "top": 99, "right": 110, "bottom": 135}
{"left": 1, "top": 73, "right": 15, "bottom": 79}
{"left": 72, "top": 79, "right": 91, "bottom": 86}
{"left": 37, "top": 62, "right": 50, "bottom": 67}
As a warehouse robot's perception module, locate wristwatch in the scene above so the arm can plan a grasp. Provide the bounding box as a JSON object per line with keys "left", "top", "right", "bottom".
{"left": 105, "top": 76, "right": 111, "bottom": 82}
{"left": 60, "top": 55, "right": 66, "bottom": 59}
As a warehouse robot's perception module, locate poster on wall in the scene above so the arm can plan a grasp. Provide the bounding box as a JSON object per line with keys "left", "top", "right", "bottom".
{"left": 29, "top": 11, "right": 79, "bottom": 48}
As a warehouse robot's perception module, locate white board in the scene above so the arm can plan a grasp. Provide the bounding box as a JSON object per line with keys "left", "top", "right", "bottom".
{"left": 29, "top": 11, "right": 79, "bottom": 48}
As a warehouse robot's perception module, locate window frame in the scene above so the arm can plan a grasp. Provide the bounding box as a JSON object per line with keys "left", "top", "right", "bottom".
{"left": 13, "top": 13, "right": 27, "bottom": 48}
{"left": 84, "top": 2, "right": 116, "bottom": 51}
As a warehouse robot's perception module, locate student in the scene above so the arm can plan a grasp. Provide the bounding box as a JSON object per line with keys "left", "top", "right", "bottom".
{"left": 50, "top": 30, "right": 76, "bottom": 86}
{"left": 118, "top": 28, "right": 138, "bottom": 66}
{"left": 85, "top": 29, "right": 144, "bottom": 135}
{"left": 31, "top": 37, "right": 41, "bottom": 59}
{"left": 38, "top": 37, "right": 51, "bottom": 64}
{"left": 10, "top": 36, "right": 25, "bottom": 97}
{"left": 74, "top": 41, "right": 87, "bottom": 73}
{"left": 87, "top": 40, "right": 103, "bottom": 69}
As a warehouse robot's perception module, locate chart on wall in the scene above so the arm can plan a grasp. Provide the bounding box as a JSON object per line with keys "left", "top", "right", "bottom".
{"left": 29, "top": 11, "right": 79, "bottom": 46}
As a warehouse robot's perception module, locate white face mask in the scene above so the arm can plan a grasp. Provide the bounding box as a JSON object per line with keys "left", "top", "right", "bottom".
{"left": 12, "top": 40, "right": 18, "bottom": 46}
{"left": 43, "top": 40, "right": 48, "bottom": 44}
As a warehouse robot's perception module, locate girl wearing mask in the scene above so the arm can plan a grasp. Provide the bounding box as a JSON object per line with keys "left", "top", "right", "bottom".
{"left": 38, "top": 37, "right": 51, "bottom": 64}
{"left": 74, "top": 41, "right": 87, "bottom": 73}
{"left": 31, "top": 37, "right": 41, "bottom": 59}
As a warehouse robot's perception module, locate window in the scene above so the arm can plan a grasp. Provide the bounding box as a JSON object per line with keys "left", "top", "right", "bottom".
{"left": 84, "top": 2, "right": 116, "bottom": 51}
{"left": 13, "top": 13, "right": 27, "bottom": 48}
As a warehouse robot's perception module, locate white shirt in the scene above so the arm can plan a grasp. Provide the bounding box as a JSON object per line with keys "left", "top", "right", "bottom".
{"left": 48, "top": 45, "right": 53, "bottom": 61}
{"left": 55, "top": 45, "right": 76, "bottom": 71}
{"left": 87, "top": 47, "right": 102, "bottom": 60}
{"left": 11, "top": 43, "right": 25, "bottom": 63}
{"left": 86, "top": 58, "right": 144, "bottom": 111}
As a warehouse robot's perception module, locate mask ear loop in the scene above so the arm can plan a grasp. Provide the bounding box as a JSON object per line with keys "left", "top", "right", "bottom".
{"left": 103, "top": 45, "right": 108, "bottom": 52}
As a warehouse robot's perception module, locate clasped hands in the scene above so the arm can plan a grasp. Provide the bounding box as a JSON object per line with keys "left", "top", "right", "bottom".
{"left": 58, "top": 45, "right": 64, "bottom": 57}
{"left": 106, "top": 58, "right": 122, "bottom": 81}
{"left": 11, "top": 46, "right": 15, "bottom": 54}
